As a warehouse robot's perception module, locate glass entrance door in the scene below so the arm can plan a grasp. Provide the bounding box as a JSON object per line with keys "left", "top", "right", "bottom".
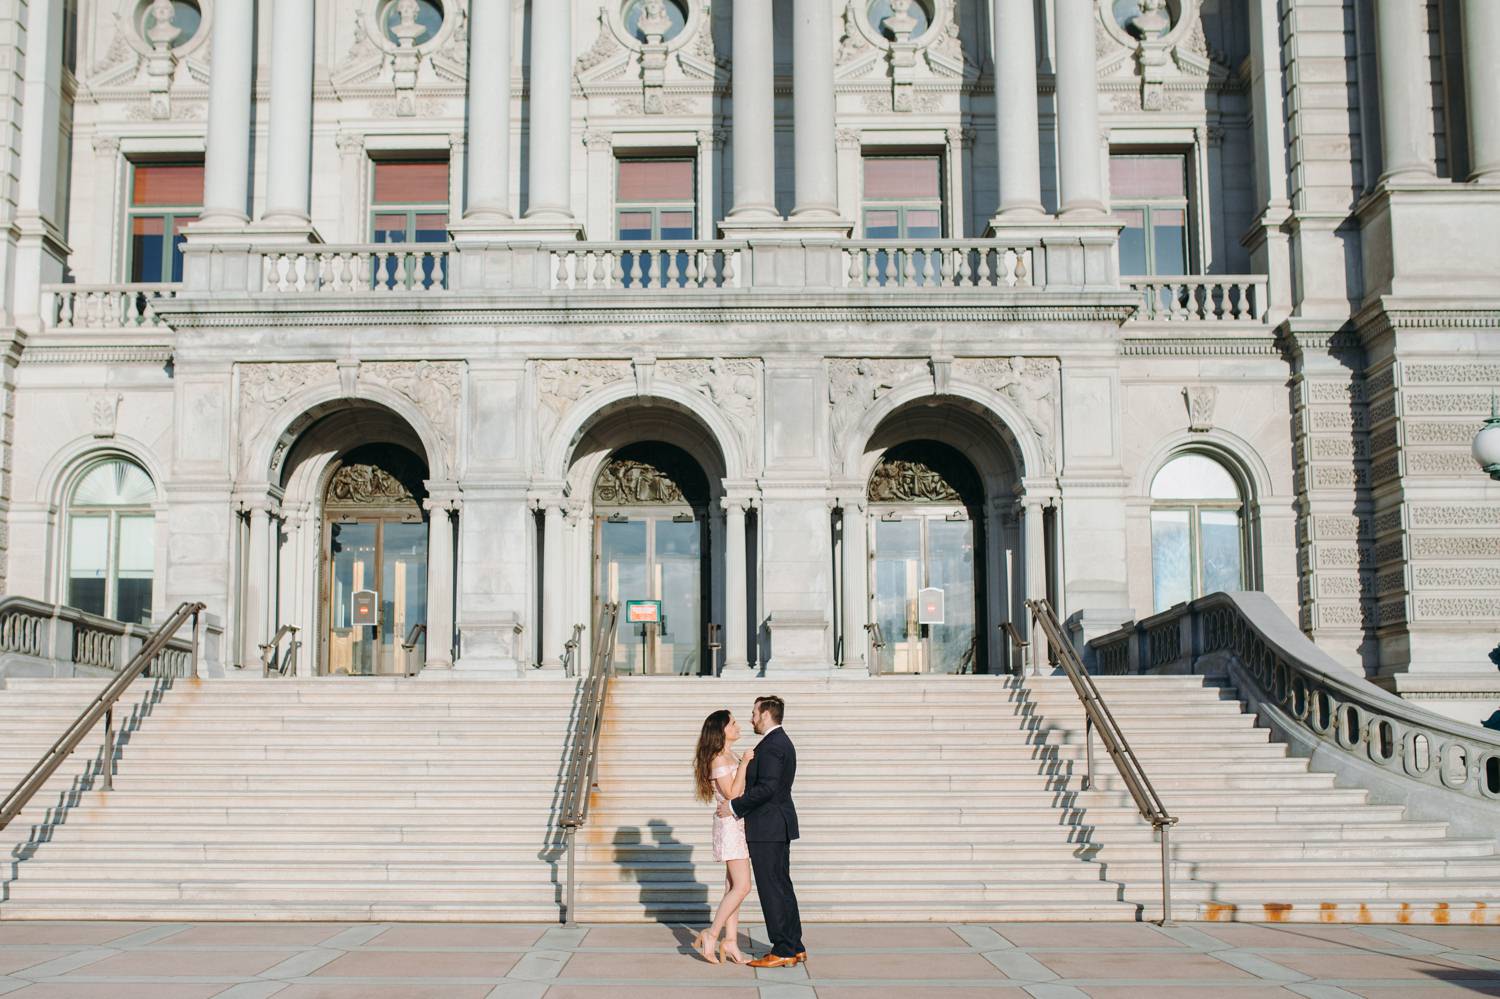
{"left": 870, "top": 511, "right": 977, "bottom": 674}
{"left": 325, "top": 518, "right": 429, "bottom": 675}
{"left": 596, "top": 513, "right": 704, "bottom": 675}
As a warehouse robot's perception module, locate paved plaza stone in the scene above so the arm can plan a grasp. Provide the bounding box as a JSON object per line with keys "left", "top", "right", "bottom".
{"left": 0, "top": 921, "right": 1498, "bottom": 997}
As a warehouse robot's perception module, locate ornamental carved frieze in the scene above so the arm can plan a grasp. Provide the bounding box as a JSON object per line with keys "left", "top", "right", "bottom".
{"left": 658, "top": 357, "right": 761, "bottom": 463}
{"left": 535, "top": 359, "right": 632, "bottom": 451}
{"left": 956, "top": 357, "right": 1059, "bottom": 474}
{"left": 868, "top": 458, "right": 962, "bottom": 504}
{"left": 326, "top": 463, "right": 417, "bottom": 506}
{"left": 594, "top": 458, "right": 687, "bottom": 506}
{"left": 239, "top": 362, "right": 337, "bottom": 458}
{"left": 362, "top": 361, "right": 464, "bottom": 469}
{"left": 827, "top": 358, "right": 929, "bottom": 464}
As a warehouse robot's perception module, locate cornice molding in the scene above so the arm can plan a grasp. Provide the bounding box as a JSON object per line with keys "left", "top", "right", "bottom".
{"left": 19, "top": 346, "right": 174, "bottom": 365}
{"left": 1121, "top": 336, "right": 1280, "bottom": 357}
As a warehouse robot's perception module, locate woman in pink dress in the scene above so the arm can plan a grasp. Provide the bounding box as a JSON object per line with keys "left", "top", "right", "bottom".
{"left": 691, "top": 709, "right": 755, "bottom": 964}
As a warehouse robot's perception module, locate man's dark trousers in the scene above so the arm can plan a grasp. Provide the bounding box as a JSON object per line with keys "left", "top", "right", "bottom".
{"left": 749, "top": 840, "right": 803, "bottom": 957}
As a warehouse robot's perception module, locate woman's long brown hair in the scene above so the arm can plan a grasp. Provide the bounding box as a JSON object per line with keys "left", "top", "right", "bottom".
{"left": 693, "top": 710, "right": 732, "bottom": 803}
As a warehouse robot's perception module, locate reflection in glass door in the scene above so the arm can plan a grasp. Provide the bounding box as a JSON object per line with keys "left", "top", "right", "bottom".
{"left": 870, "top": 512, "right": 977, "bottom": 674}
{"left": 325, "top": 518, "right": 429, "bottom": 675}
{"left": 596, "top": 514, "right": 704, "bottom": 674}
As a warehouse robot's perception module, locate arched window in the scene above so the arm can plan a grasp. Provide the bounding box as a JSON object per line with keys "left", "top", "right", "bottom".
{"left": 65, "top": 458, "right": 156, "bottom": 624}
{"left": 1149, "top": 452, "right": 1245, "bottom": 613}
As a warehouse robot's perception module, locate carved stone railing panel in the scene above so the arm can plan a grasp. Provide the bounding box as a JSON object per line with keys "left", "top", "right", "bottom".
{"left": 842, "top": 241, "right": 1036, "bottom": 289}
{"left": 550, "top": 243, "right": 746, "bottom": 290}
{"left": 0, "top": 596, "right": 214, "bottom": 678}
{"left": 259, "top": 245, "right": 452, "bottom": 293}
{"left": 1088, "top": 592, "right": 1500, "bottom": 820}
{"left": 1128, "top": 276, "right": 1270, "bottom": 325}
{"left": 42, "top": 284, "right": 177, "bottom": 332}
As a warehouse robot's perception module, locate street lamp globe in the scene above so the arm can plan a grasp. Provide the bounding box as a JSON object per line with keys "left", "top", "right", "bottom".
{"left": 1474, "top": 396, "right": 1500, "bottom": 481}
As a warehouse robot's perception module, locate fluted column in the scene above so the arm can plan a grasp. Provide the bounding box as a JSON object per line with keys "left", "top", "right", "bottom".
{"left": 791, "top": 0, "right": 839, "bottom": 218}
{"left": 1374, "top": 0, "right": 1436, "bottom": 183}
{"left": 991, "top": 0, "right": 1044, "bottom": 219}
{"left": 1053, "top": 0, "right": 1105, "bottom": 215}
{"left": 723, "top": 499, "right": 749, "bottom": 671}
{"left": 1463, "top": 0, "right": 1500, "bottom": 183}
{"left": 541, "top": 503, "right": 567, "bottom": 666}
{"left": 1023, "top": 500, "right": 1049, "bottom": 670}
{"left": 840, "top": 499, "right": 869, "bottom": 671}
{"left": 463, "top": 0, "right": 514, "bottom": 221}
{"left": 729, "top": 0, "right": 778, "bottom": 220}
{"left": 525, "top": 0, "right": 576, "bottom": 225}
{"left": 424, "top": 502, "right": 455, "bottom": 669}
{"left": 199, "top": 0, "right": 257, "bottom": 226}
{"left": 261, "top": 0, "right": 316, "bottom": 227}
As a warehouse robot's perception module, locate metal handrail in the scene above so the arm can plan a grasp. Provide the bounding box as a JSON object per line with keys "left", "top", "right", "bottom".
{"left": 1027, "top": 598, "right": 1178, "bottom": 925}
{"left": 258, "top": 625, "right": 300, "bottom": 677}
{"left": 1000, "top": 621, "right": 1029, "bottom": 676}
{"left": 558, "top": 601, "right": 620, "bottom": 925}
{"left": 561, "top": 623, "right": 586, "bottom": 678}
{"left": 0, "top": 601, "right": 204, "bottom": 833}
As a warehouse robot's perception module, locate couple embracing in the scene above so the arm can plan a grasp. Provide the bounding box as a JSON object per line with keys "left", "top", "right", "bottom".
{"left": 690, "top": 695, "right": 806, "bottom": 968}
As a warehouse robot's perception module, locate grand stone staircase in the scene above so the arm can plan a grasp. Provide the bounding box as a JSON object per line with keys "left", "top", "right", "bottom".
{"left": 2, "top": 672, "right": 1498, "bottom": 923}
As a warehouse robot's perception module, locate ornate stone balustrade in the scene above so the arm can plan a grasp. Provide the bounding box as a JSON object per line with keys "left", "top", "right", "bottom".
{"left": 41, "top": 284, "right": 177, "bottom": 332}
{"left": 1127, "top": 276, "right": 1270, "bottom": 325}
{"left": 260, "top": 244, "right": 452, "bottom": 293}
{"left": 549, "top": 243, "right": 746, "bottom": 290}
{"left": 842, "top": 242, "right": 1036, "bottom": 289}
{"left": 1086, "top": 591, "right": 1500, "bottom": 838}
{"left": 0, "top": 596, "right": 219, "bottom": 680}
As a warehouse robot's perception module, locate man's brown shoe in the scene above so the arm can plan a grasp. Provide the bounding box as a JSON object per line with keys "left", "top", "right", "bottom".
{"left": 747, "top": 954, "right": 800, "bottom": 969}
{"left": 795, "top": 951, "right": 808, "bottom": 963}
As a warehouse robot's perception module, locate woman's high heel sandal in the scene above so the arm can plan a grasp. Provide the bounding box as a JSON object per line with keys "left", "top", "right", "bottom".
{"left": 719, "top": 940, "right": 750, "bottom": 965}
{"left": 693, "top": 929, "right": 721, "bottom": 965}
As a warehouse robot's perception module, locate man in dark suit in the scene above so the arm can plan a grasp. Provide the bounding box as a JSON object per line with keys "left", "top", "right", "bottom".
{"left": 718, "top": 694, "right": 806, "bottom": 967}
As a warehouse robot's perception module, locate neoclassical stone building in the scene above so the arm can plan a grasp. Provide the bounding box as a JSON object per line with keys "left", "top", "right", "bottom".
{"left": 0, "top": 0, "right": 1497, "bottom": 721}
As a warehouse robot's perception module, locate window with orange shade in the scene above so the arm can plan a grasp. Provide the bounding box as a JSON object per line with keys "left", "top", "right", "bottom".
{"left": 370, "top": 159, "right": 450, "bottom": 245}
{"left": 127, "top": 161, "right": 204, "bottom": 282}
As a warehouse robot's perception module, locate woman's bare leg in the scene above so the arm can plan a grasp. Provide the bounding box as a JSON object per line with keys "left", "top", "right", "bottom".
{"left": 718, "top": 859, "right": 752, "bottom": 960}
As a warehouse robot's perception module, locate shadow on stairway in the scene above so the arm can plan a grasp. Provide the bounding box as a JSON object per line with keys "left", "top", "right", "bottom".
{"left": 1, "top": 676, "right": 173, "bottom": 904}
{"left": 613, "top": 819, "right": 710, "bottom": 926}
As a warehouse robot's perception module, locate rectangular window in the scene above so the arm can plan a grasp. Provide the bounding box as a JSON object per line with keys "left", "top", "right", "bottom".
{"left": 861, "top": 155, "right": 944, "bottom": 238}
{"left": 1110, "top": 153, "right": 1191, "bottom": 276}
{"left": 615, "top": 158, "right": 696, "bottom": 286}
{"left": 370, "top": 158, "right": 450, "bottom": 287}
{"left": 127, "top": 161, "right": 204, "bottom": 283}
{"left": 615, "top": 158, "right": 696, "bottom": 239}
{"left": 67, "top": 515, "right": 109, "bottom": 617}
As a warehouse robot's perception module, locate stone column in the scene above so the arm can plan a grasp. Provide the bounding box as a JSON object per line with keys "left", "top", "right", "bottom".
{"left": 261, "top": 0, "right": 315, "bottom": 229}
{"left": 723, "top": 498, "right": 750, "bottom": 672}
{"left": 424, "top": 502, "right": 456, "bottom": 669}
{"left": 1246, "top": 0, "right": 1293, "bottom": 318}
{"left": 540, "top": 502, "right": 567, "bottom": 667}
{"left": 240, "top": 503, "right": 275, "bottom": 670}
{"left": 840, "top": 498, "right": 868, "bottom": 671}
{"left": 199, "top": 0, "right": 257, "bottom": 227}
{"left": 1374, "top": 0, "right": 1436, "bottom": 183}
{"left": 728, "top": 0, "right": 778, "bottom": 221}
{"left": 1462, "top": 0, "right": 1500, "bottom": 183}
{"left": 1053, "top": 0, "right": 1105, "bottom": 216}
{"left": 1023, "top": 499, "right": 1049, "bottom": 668}
{"left": 11, "top": 0, "right": 69, "bottom": 327}
{"left": 990, "top": 0, "right": 1045, "bottom": 220}
{"left": 463, "top": 0, "right": 514, "bottom": 222}
{"left": 790, "top": 0, "right": 840, "bottom": 219}
{"left": 524, "top": 0, "right": 578, "bottom": 230}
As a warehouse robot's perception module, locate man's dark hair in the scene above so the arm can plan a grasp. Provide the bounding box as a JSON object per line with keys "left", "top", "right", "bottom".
{"left": 755, "top": 695, "right": 785, "bottom": 725}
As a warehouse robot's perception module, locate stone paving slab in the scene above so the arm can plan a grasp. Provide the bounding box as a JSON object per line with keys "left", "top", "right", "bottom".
{"left": 0, "top": 921, "right": 1496, "bottom": 997}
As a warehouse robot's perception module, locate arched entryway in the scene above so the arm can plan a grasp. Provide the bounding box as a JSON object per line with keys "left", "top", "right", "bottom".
{"left": 841, "top": 396, "right": 1030, "bottom": 675}
{"left": 549, "top": 398, "right": 741, "bottom": 675}
{"left": 250, "top": 400, "right": 452, "bottom": 677}
{"left": 866, "top": 441, "right": 987, "bottom": 674}
{"left": 593, "top": 443, "right": 712, "bottom": 675}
